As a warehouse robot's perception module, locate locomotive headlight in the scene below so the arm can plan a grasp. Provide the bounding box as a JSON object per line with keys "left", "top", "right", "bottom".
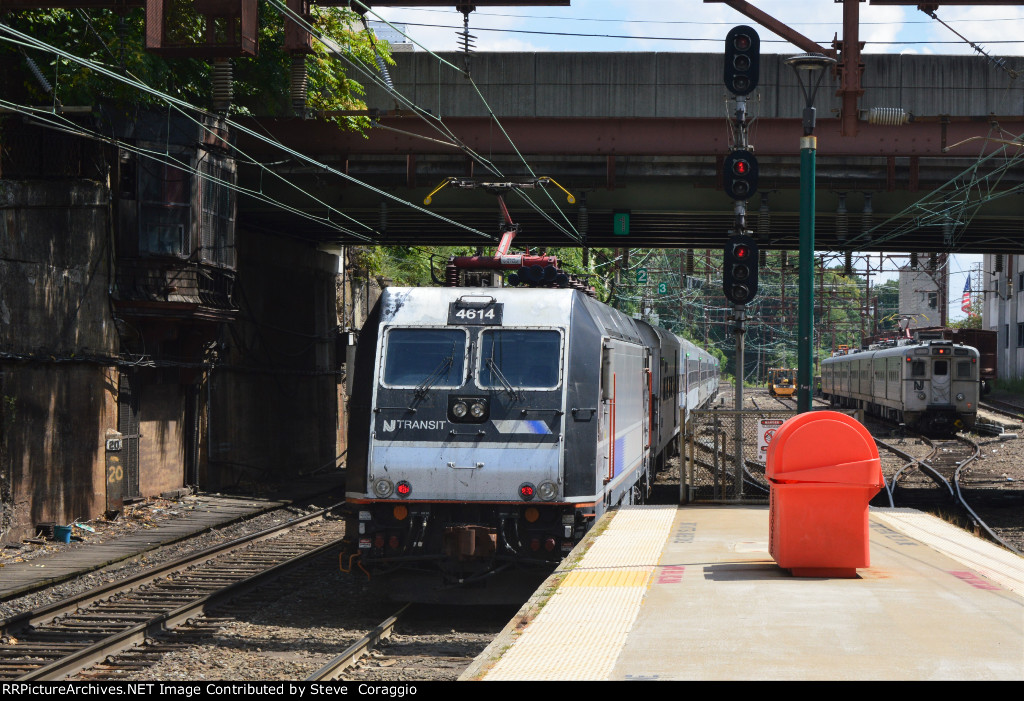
{"left": 470, "top": 401, "right": 487, "bottom": 418}
{"left": 956, "top": 393, "right": 965, "bottom": 401}
{"left": 452, "top": 401, "right": 468, "bottom": 418}
{"left": 538, "top": 481, "right": 558, "bottom": 501}
{"left": 917, "top": 392, "right": 927, "bottom": 401}
{"left": 372, "top": 478, "right": 395, "bottom": 498}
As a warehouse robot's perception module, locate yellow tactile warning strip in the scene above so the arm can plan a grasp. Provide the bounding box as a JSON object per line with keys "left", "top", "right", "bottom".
{"left": 872, "top": 507, "right": 1024, "bottom": 597}
{"left": 482, "top": 505, "right": 676, "bottom": 681}
{"left": 560, "top": 569, "right": 650, "bottom": 587}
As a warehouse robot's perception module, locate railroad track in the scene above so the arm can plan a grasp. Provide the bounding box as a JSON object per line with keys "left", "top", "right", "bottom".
{"left": 307, "top": 604, "right": 411, "bottom": 680}
{"left": 979, "top": 399, "right": 1024, "bottom": 423}
{"left": 874, "top": 432, "right": 1020, "bottom": 554}
{"left": 0, "top": 511, "right": 345, "bottom": 680}
{"left": 313, "top": 603, "right": 516, "bottom": 682}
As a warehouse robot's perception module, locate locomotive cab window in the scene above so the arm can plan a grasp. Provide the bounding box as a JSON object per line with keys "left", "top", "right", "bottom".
{"left": 479, "top": 329, "right": 562, "bottom": 389}
{"left": 382, "top": 328, "right": 466, "bottom": 387}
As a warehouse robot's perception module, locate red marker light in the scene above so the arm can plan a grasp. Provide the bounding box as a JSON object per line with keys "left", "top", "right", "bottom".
{"left": 396, "top": 481, "right": 412, "bottom": 497}
{"left": 519, "top": 483, "right": 536, "bottom": 501}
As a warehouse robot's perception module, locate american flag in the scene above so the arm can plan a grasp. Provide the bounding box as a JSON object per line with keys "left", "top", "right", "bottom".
{"left": 961, "top": 276, "right": 972, "bottom": 313}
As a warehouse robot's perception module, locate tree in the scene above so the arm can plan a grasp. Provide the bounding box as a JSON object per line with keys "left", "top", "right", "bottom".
{"left": 0, "top": 4, "right": 385, "bottom": 129}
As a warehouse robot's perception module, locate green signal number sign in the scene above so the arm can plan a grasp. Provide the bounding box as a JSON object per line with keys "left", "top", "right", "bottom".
{"left": 658, "top": 282, "right": 668, "bottom": 295}
{"left": 636, "top": 268, "right": 648, "bottom": 284}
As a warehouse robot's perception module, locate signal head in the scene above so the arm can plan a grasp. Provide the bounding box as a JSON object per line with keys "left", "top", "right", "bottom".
{"left": 723, "top": 150, "right": 759, "bottom": 201}
{"left": 723, "top": 235, "right": 759, "bottom": 306}
{"left": 724, "top": 26, "right": 760, "bottom": 96}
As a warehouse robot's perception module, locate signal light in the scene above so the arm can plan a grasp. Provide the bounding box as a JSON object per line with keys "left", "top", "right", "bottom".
{"left": 724, "top": 25, "right": 760, "bottom": 96}
{"left": 723, "top": 235, "right": 759, "bottom": 305}
{"left": 723, "top": 149, "right": 759, "bottom": 200}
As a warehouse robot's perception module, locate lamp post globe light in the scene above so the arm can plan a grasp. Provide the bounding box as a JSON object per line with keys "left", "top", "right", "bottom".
{"left": 785, "top": 53, "right": 836, "bottom": 413}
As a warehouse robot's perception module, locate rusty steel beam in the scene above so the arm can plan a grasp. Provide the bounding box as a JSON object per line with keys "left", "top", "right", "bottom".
{"left": 237, "top": 115, "right": 1024, "bottom": 159}
{"left": 703, "top": 0, "right": 832, "bottom": 55}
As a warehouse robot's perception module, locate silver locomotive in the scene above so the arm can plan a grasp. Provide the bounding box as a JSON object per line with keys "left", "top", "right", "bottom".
{"left": 342, "top": 286, "right": 719, "bottom": 599}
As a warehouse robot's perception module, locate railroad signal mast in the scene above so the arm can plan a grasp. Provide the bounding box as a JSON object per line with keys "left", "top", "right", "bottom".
{"left": 723, "top": 26, "right": 760, "bottom": 482}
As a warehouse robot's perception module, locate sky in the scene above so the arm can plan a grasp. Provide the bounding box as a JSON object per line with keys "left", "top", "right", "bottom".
{"left": 363, "top": 1, "right": 1024, "bottom": 321}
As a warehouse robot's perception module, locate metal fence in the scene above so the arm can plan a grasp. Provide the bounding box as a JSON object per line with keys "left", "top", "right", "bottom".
{"left": 681, "top": 408, "right": 863, "bottom": 504}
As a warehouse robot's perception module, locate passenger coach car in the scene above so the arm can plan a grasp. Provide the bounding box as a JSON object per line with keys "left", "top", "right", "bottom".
{"left": 820, "top": 339, "right": 979, "bottom": 435}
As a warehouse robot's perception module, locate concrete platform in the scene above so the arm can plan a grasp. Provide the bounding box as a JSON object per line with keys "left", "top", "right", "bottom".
{"left": 462, "top": 505, "right": 1024, "bottom": 681}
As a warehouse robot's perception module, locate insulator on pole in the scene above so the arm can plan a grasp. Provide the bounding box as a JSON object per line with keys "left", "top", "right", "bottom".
{"left": 866, "top": 107, "right": 910, "bottom": 126}
{"left": 212, "top": 58, "right": 234, "bottom": 115}
{"left": 23, "top": 51, "right": 53, "bottom": 95}
{"left": 836, "top": 192, "right": 848, "bottom": 243}
{"left": 376, "top": 56, "right": 394, "bottom": 92}
{"left": 290, "top": 55, "right": 308, "bottom": 115}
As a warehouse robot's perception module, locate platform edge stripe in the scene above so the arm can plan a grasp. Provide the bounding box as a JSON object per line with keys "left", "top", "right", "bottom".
{"left": 872, "top": 509, "right": 1024, "bottom": 596}
{"left": 576, "top": 506, "right": 677, "bottom": 569}
{"left": 482, "top": 587, "right": 647, "bottom": 680}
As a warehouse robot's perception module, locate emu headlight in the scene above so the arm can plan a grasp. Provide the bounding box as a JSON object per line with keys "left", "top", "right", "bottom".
{"left": 538, "top": 481, "right": 558, "bottom": 501}
{"left": 372, "top": 478, "right": 395, "bottom": 498}
{"left": 956, "top": 393, "right": 965, "bottom": 401}
{"left": 917, "top": 392, "right": 927, "bottom": 401}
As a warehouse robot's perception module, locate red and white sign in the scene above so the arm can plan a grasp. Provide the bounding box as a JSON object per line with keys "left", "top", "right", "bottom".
{"left": 757, "top": 418, "right": 785, "bottom": 462}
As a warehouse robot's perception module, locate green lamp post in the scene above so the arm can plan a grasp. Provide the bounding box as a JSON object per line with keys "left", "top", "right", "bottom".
{"left": 785, "top": 53, "right": 836, "bottom": 413}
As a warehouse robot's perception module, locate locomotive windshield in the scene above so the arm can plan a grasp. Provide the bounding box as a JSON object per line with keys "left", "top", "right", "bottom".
{"left": 382, "top": 328, "right": 466, "bottom": 387}
{"left": 479, "top": 329, "right": 561, "bottom": 389}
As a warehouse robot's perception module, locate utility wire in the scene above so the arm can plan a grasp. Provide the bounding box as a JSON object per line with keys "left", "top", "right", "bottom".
{"left": 339, "top": 1, "right": 582, "bottom": 242}
{"left": 0, "top": 20, "right": 494, "bottom": 242}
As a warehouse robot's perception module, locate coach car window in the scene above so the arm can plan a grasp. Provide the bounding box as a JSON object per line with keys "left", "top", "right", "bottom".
{"left": 479, "top": 329, "right": 561, "bottom": 389}
{"left": 382, "top": 328, "right": 466, "bottom": 387}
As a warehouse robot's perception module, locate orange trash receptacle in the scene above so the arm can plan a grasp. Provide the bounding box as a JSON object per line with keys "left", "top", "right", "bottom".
{"left": 765, "top": 411, "right": 885, "bottom": 578}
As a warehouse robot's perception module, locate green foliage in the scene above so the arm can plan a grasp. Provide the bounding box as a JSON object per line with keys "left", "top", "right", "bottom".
{"left": 0, "top": 4, "right": 384, "bottom": 129}
{"left": 358, "top": 246, "right": 475, "bottom": 286}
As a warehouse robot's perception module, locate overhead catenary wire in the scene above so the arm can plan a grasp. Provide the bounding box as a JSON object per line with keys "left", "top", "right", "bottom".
{"left": 335, "top": 1, "right": 582, "bottom": 243}
{"left": 0, "top": 19, "right": 495, "bottom": 243}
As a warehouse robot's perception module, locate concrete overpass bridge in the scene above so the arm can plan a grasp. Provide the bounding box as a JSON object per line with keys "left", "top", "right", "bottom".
{"left": 236, "top": 51, "right": 1024, "bottom": 254}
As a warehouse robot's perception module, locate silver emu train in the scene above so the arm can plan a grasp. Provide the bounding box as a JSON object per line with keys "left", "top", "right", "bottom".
{"left": 342, "top": 286, "right": 719, "bottom": 599}
{"left": 820, "top": 339, "right": 980, "bottom": 435}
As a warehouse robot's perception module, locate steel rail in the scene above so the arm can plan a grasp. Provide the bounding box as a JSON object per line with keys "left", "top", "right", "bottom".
{"left": 3, "top": 511, "right": 343, "bottom": 681}
{"left": 306, "top": 603, "right": 412, "bottom": 681}
{"left": 875, "top": 432, "right": 1019, "bottom": 553}
{"left": 1, "top": 508, "right": 334, "bottom": 635}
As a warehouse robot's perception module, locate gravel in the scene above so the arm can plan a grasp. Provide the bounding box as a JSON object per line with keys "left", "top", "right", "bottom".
{"left": 3, "top": 389, "right": 1021, "bottom": 680}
